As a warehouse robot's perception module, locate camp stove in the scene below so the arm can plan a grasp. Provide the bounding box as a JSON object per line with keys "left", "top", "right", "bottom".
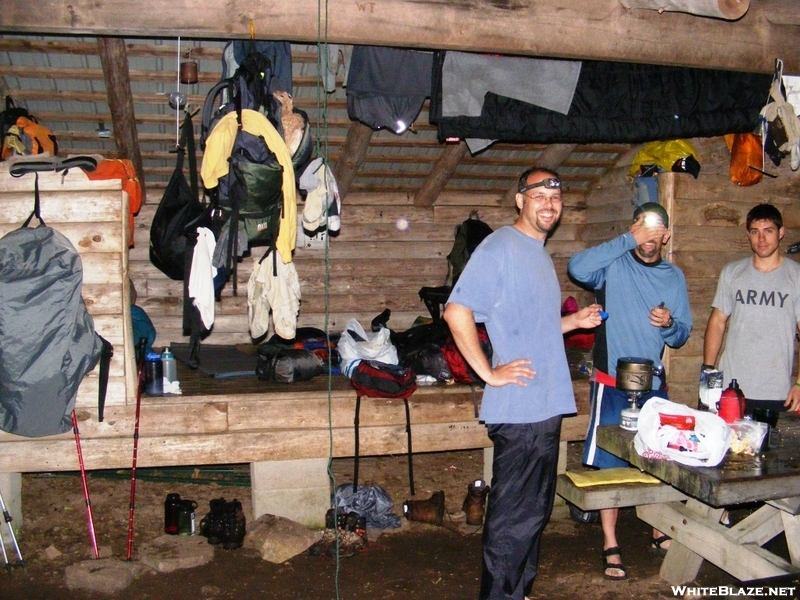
{"left": 616, "top": 357, "right": 663, "bottom": 431}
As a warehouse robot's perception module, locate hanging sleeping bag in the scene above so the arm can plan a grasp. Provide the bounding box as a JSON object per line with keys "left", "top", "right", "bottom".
{"left": 0, "top": 180, "right": 111, "bottom": 436}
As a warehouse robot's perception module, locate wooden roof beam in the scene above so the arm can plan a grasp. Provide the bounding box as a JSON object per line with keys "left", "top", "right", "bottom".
{"left": 97, "top": 36, "right": 146, "bottom": 203}
{"left": 414, "top": 141, "right": 468, "bottom": 208}
{"left": 2, "top": 0, "right": 799, "bottom": 73}
{"left": 332, "top": 121, "right": 373, "bottom": 200}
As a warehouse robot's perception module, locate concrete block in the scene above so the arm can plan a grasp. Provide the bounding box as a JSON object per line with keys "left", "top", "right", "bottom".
{"left": 250, "top": 458, "right": 331, "bottom": 528}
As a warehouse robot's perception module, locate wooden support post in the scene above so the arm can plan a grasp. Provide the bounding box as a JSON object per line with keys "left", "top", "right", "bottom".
{"left": 97, "top": 36, "right": 146, "bottom": 204}
{"left": 333, "top": 121, "right": 373, "bottom": 200}
{"left": 414, "top": 141, "right": 468, "bottom": 208}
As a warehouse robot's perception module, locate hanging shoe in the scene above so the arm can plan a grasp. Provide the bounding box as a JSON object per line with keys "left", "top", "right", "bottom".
{"left": 461, "top": 479, "right": 489, "bottom": 526}
{"left": 403, "top": 491, "right": 445, "bottom": 526}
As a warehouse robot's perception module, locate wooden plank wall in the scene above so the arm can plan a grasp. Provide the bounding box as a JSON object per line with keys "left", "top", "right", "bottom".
{"left": 580, "top": 136, "right": 800, "bottom": 406}
{"left": 131, "top": 186, "right": 591, "bottom": 348}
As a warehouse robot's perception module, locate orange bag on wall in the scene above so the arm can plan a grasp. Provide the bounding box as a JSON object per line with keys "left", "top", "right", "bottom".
{"left": 726, "top": 133, "right": 763, "bottom": 187}
{"left": 85, "top": 159, "right": 142, "bottom": 246}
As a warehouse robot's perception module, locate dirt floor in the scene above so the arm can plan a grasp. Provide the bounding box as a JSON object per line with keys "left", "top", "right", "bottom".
{"left": 0, "top": 443, "right": 797, "bottom": 600}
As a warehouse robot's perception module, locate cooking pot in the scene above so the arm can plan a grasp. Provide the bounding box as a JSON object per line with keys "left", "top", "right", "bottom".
{"left": 616, "top": 357, "right": 663, "bottom": 393}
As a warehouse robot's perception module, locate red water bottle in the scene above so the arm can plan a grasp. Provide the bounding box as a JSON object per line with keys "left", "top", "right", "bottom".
{"left": 717, "top": 379, "right": 745, "bottom": 424}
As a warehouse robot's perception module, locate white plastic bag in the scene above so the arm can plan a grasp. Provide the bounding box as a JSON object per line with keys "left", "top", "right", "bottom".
{"left": 634, "top": 398, "right": 732, "bottom": 467}
{"left": 338, "top": 318, "right": 398, "bottom": 377}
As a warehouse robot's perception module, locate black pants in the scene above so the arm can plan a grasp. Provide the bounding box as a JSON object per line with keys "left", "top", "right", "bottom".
{"left": 479, "top": 416, "right": 562, "bottom": 600}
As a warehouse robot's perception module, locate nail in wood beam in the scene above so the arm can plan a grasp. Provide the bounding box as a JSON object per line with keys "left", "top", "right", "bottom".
{"left": 97, "top": 36, "right": 146, "bottom": 204}
{"left": 414, "top": 140, "right": 468, "bottom": 208}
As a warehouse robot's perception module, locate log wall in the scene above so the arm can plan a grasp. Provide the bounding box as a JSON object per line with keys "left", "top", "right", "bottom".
{"left": 131, "top": 187, "right": 591, "bottom": 346}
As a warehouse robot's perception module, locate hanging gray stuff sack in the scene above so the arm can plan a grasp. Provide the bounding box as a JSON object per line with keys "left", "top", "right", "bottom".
{"left": 0, "top": 173, "right": 112, "bottom": 437}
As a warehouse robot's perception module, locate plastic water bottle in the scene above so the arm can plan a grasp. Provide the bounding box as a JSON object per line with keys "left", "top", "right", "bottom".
{"left": 144, "top": 353, "right": 163, "bottom": 396}
{"left": 161, "top": 347, "right": 177, "bottom": 387}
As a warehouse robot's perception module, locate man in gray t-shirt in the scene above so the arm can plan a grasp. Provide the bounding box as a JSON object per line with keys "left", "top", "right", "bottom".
{"left": 703, "top": 203, "right": 800, "bottom": 412}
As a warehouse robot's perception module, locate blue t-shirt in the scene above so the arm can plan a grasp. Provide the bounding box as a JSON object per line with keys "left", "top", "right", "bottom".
{"left": 447, "top": 226, "right": 576, "bottom": 424}
{"left": 568, "top": 232, "right": 692, "bottom": 387}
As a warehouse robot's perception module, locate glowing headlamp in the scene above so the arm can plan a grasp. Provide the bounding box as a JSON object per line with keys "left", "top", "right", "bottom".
{"left": 643, "top": 213, "right": 664, "bottom": 227}
{"left": 519, "top": 178, "right": 561, "bottom": 193}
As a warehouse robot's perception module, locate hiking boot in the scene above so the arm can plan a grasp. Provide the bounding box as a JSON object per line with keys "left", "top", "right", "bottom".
{"left": 461, "top": 479, "right": 489, "bottom": 526}
{"left": 199, "top": 497, "right": 227, "bottom": 545}
{"left": 221, "top": 499, "right": 247, "bottom": 550}
{"left": 325, "top": 508, "right": 348, "bottom": 530}
{"left": 403, "top": 491, "right": 445, "bottom": 526}
{"left": 326, "top": 529, "right": 367, "bottom": 559}
{"left": 308, "top": 529, "right": 337, "bottom": 557}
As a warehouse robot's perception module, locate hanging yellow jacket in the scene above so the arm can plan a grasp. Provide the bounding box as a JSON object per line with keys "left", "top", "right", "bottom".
{"left": 201, "top": 109, "right": 297, "bottom": 263}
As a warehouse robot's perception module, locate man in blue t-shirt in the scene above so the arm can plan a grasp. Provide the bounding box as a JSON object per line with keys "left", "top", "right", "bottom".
{"left": 568, "top": 201, "right": 692, "bottom": 580}
{"left": 445, "top": 167, "right": 602, "bottom": 600}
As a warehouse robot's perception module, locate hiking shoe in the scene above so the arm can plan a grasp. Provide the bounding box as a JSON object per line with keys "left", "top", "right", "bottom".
{"left": 461, "top": 479, "right": 489, "bottom": 526}
{"left": 221, "top": 499, "right": 246, "bottom": 550}
{"left": 325, "top": 508, "right": 348, "bottom": 530}
{"left": 199, "top": 497, "right": 227, "bottom": 545}
{"left": 308, "top": 529, "right": 337, "bottom": 557}
{"left": 403, "top": 491, "right": 445, "bottom": 526}
{"left": 326, "top": 529, "right": 367, "bottom": 558}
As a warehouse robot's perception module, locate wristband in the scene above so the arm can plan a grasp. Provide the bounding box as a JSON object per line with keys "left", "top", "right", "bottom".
{"left": 701, "top": 364, "right": 715, "bottom": 371}
{"left": 794, "top": 382, "right": 800, "bottom": 388}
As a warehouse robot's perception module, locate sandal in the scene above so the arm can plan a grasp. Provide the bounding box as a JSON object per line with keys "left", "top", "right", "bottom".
{"left": 650, "top": 534, "right": 671, "bottom": 557}
{"left": 602, "top": 546, "right": 628, "bottom": 580}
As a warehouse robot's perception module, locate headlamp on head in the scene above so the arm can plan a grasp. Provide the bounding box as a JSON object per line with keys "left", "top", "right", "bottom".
{"left": 519, "top": 178, "right": 561, "bottom": 193}
{"left": 643, "top": 213, "right": 664, "bottom": 227}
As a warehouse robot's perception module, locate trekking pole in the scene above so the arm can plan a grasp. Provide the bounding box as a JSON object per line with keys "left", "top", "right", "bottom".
{"left": 71, "top": 410, "right": 99, "bottom": 559}
{"left": 126, "top": 338, "right": 148, "bottom": 560}
{"left": 0, "top": 521, "right": 9, "bottom": 575}
{"left": 0, "top": 489, "right": 24, "bottom": 572}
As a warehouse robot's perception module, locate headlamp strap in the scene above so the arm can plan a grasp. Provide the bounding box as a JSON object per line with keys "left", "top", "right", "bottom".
{"left": 519, "top": 178, "right": 561, "bottom": 193}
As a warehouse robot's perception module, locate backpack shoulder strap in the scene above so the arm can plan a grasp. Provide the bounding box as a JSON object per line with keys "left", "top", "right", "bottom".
{"left": 97, "top": 335, "right": 114, "bottom": 422}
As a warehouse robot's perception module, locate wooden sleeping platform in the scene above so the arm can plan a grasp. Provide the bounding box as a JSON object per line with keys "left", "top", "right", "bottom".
{"left": 0, "top": 167, "right": 590, "bottom": 527}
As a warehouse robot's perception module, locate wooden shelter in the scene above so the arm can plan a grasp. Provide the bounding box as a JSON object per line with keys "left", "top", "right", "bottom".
{"left": 1, "top": 0, "right": 800, "bottom": 526}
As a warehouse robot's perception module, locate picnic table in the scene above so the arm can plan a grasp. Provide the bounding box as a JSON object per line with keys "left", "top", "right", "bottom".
{"left": 596, "top": 412, "right": 800, "bottom": 585}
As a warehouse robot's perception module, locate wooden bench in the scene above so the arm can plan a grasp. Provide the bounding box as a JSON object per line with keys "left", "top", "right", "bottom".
{"left": 556, "top": 471, "right": 687, "bottom": 511}
{"left": 0, "top": 168, "right": 591, "bottom": 528}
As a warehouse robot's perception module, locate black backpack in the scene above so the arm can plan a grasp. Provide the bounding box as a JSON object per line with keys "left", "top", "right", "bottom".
{"left": 447, "top": 210, "right": 493, "bottom": 287}
{"left": 149, "top": 112, "right": 205, "bottom": 280}
{"left": 201, "top": 50, "right": 281, "bottom": 149}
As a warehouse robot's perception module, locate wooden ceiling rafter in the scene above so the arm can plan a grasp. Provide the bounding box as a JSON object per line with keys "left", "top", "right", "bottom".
{"left": 2, "top": 0, "right": 800, "bottom": 73}
{"left": 414, "top": 141, "right": 469, "bottom": 208}
{"left": 332, "top": 121, "right": 374, "bottom": 199}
